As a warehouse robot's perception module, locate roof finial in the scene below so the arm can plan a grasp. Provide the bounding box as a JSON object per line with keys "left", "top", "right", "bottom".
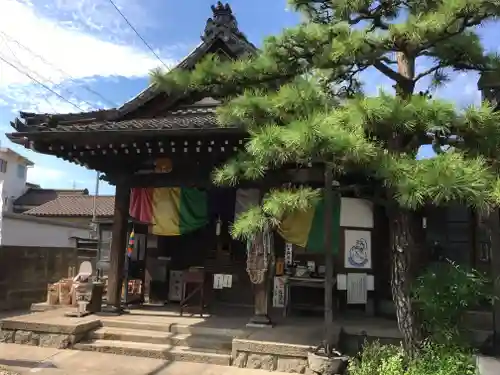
{"left": 203, "top": 2, "right": 243, "bottom": 42}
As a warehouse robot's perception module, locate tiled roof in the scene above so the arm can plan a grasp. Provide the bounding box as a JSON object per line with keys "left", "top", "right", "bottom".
{"left": 23, "top": 195, "right": 115, "bottom": 217}
{"left": 13, "top": 106, "right": 222, "bottom": 133}
{"left": 14, "top": 188, "right": 89, "bottom": 207}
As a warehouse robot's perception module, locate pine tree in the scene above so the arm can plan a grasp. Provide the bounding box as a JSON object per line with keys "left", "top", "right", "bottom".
{"left": 152, "top": 1, "right": 500, "bottom": 353}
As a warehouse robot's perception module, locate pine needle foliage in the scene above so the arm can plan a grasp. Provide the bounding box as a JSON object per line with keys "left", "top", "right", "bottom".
{"left": 152, "top": 2, "right": 500, "bottom": 238}
{"left": 152, "top": 0, "right": 500, "bottom": 351}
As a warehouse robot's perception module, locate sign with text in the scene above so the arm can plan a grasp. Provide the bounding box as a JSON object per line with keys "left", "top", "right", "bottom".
{"left": 273, "top": 276, "right": 286, "bottom": 307}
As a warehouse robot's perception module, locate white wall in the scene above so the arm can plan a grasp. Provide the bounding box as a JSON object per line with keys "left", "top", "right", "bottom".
{"left": 0, "top": 150, "right": 31, "bottom": 208}
{"left": 0, "top": 213, "right": 90, "bottom": 247}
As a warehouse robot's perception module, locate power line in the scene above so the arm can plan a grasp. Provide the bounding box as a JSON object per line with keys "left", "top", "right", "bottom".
{"left": 0, "top": 53, "right": 85, "bottom": 112}
{"left": 0, "top": 35, "right": 83, "bottom": 112}
{"left": 0, "top": 30, "right": 117, "bottom": 107}
{"left": 0, "top": 36, "right": 57, "bottom": 113}
{"left": 0, "top": 39, "right": 97, "bottom": 110}
{"left": 106, "top": 0, "right": 170, "bottom": 70}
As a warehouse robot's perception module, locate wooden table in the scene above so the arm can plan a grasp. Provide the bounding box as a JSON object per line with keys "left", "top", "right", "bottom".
{"left": 283, "top": 276, "right": 336, "bottom": 317}
{"left": 180, "top": 268, "right": 208, "bottom": 317}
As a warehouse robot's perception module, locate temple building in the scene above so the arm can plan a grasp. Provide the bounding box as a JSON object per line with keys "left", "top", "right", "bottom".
{"left": 7, "top": 2, "right": 491, "bottom": 326}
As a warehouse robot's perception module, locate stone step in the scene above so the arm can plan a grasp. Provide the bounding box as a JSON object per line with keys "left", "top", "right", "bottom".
{"left": 101, "top": 318, "right": 244, "bottom": 337}
{"left": 74, "top": 339, "right": 231, "bottom": 365}
{"left": 89, "top": 327, "right": 232, "bottom": 352}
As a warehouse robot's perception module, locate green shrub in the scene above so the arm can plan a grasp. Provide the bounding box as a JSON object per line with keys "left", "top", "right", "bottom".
{"left": 407, "top": 342, "right": 476, "bottom": 375}
{"left": 412, "top": 260, "right": 493, "bottom": 344}
{"left": 347, "top": 341, "right": 476, "bottom": 375}
{"left": 347, "top": 341, "right": 406, "bottom": 375}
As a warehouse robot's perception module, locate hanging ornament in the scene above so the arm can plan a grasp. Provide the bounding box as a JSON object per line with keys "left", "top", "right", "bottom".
{"left": 127, "top": 230, "right": 135, "bottom": 257}
{"left": 155, "top": 158, "right": 173, "bottom": 173}
{"left": 215, "top": 216, "right": 222, "bottom": 236}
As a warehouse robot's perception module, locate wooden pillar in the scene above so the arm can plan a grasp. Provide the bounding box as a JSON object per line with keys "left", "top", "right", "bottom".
{"left": 247, "top": 231, "right": 273, "bottom": 327}
{"left": 248, "top": 272, "right": 273, "bottom": 327}
{"left": 324, "top": 164, "right": 335, "bottom": 346}
{"left": 105, "top": 183, "right": 130, "bottom": 311}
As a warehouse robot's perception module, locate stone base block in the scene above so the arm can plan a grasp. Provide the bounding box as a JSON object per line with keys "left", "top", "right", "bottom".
{"left": 0, "top": 329, "right": 81, "bottom": 349}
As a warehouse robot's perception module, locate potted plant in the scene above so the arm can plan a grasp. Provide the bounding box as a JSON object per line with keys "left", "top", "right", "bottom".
{"left": 307, "top": 340, "right": 349, "bottom": 375}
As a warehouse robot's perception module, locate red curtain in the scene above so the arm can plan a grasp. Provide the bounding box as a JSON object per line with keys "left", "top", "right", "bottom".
{"left": 129, "top": 188, "right": 154, "bottom": 223}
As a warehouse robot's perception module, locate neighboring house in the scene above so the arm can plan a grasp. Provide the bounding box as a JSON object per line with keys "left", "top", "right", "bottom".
{"left": 0, "top": 147, "right": 34, "bottom": 211}
{"left": 0, "top": 210, "right": 90, "bottom": 247}
{"left": 0, "top": 147, "right": 93, "bottom": 248}
{"left": 14, "top": 187, "right": 89, "bottom": 213}
{"left": 22, "top": 194, "right": 115, "bottom": 224}
{"left": 22, "top": 195, "right": 116, "bottom": 259}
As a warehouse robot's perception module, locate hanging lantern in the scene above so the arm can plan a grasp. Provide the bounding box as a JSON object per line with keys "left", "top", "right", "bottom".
{"left": 127, "top": 230, "right": 135, "bottom": 257}
{"left": 215, "top": 216, "right": 222, "bottom": 236}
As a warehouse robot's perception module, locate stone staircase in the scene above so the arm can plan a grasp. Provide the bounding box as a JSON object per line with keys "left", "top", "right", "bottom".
{"left": 73, "top": 318, "right": 238, "bottom": 365}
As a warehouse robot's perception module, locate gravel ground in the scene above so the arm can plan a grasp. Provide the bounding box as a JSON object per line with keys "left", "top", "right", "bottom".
{"left": 0, "top": 366, "right": 19, "bottom": 375}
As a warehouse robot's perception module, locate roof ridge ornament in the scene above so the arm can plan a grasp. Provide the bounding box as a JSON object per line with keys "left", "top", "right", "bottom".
{"left": 202, "top": 2, "right": 245, "bottom": 42}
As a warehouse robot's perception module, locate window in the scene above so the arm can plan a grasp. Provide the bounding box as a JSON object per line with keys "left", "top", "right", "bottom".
{"left": 0, "top": 159, "right": 7, "bottom": 173}
{"left": 17, "top": 164, "right": 26, "bottom": 179}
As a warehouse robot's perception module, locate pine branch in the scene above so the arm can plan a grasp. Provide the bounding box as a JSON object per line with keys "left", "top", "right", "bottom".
{"left": 231, "top": 186, "right": 322, "bottom": 239}
{"left": 414, "top": 64, "right": 446, "bottom": 82}
{"left": 417, "top": 15, "right": 488, "bottom": 54}
{"left": 373, "top": 61, "right": 408, "bottom": 83}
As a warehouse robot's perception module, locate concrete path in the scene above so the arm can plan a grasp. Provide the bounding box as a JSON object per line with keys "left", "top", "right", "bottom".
{"left": 477, "top": 355, "right": 500, "bottom": 375}
{"left": 0, "top": 344, "right": 286, "bottom": 375}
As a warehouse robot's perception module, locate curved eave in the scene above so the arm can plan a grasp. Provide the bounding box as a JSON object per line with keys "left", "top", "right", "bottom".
{"left": 6, "top": 132, "right": 29, "bottom": 146}
{"left": 7, "top": 126, "right": 246, "bottom": 145}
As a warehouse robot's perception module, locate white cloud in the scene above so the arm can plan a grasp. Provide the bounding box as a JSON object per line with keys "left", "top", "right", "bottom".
{"left": 26, "top": 162, "right": 111, "bottom": 193}
{"left": 0, "top": 0, "right": 175, "bottom": 112}
{"left": 27, "top": 164, "right": 65, "bottom": 185}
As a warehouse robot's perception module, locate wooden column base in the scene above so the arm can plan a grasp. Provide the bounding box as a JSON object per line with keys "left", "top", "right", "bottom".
{"left": 247, "top": 271, "right": 273, "bottom": 328}
{"left": 246, "top": 314, "right": 273, "bottom": 328}
{"left": 100, "top": 304, "right": 125, "bottom": 316}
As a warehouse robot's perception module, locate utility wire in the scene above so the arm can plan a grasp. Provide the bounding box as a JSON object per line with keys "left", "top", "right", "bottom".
{"left": 1, "top": 36, "right": 72, "bottom": 113}
{"left": 106, "top": 0, "right": 170, "bottom": 70}
{"left": 0, "top": 36, "right": 57, "bottom": 113}
{"left": 0, "top": 30, "right": 117, "bottom": 107}
{"left": 0, "top": 53, "right": 85, "bottom": 112}
{"left": 0, "top": 39, "right": 97, "bottom": 111}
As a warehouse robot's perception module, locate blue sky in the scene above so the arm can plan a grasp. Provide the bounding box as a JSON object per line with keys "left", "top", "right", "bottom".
{"left": 0, "top": 0, "right": 497, "bottom": 195}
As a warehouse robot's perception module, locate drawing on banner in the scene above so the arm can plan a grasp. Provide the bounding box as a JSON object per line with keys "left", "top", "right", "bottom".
{"left": 344, "top": 230, "right": 372, "bottom": 269}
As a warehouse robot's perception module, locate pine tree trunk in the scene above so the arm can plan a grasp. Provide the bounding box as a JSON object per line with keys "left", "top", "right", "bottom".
{"left": 388, "top": 207, "right": 423, "bottom": 355}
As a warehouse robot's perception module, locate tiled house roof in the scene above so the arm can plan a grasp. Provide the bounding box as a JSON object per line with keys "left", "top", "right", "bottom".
{"left": 23, "top": 195, "right": 115, "bottom": 217}
{"left": 14, "top": 187, "right": 89, "bottom": 208}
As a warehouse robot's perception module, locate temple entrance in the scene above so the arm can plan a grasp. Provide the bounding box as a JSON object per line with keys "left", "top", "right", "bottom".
{"left": 140, "top": 187, "right": 254, "bottom": 310}
{"left": 123, "top": 221, "right": 149, "bottom": 305}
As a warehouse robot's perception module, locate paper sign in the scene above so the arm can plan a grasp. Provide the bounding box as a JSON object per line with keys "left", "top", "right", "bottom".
{"left": 222, "top": 274, "right": 233, "bottom": 288}
{"left": 366, "top": 275, "right": 375, "bottom": 291}
{"left": 347, "top": 273, "right": 367, "bottom": 304}
{"left": 213, "top": 274, "right": 224, "bottom": 289}
{"left": 336, "top": 274, "right": 347, "bottom": 290}
{"left": 273, "top": 276, "right": 286, "bottom": 307}
{"left": 285, "top": 243, "right": 293, "bottom": 265}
